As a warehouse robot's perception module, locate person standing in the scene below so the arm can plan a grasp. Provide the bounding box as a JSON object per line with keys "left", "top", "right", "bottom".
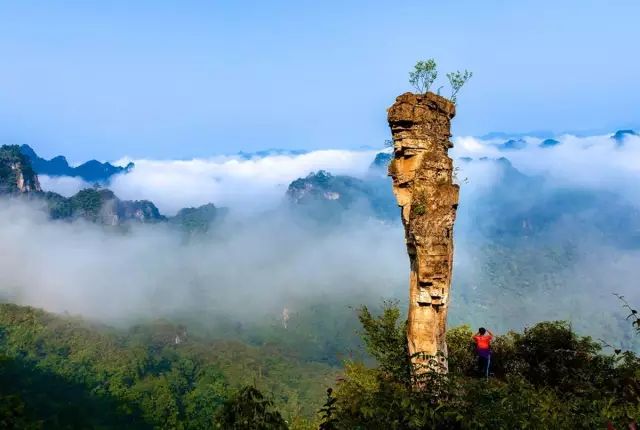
{"left": 473, "top": 327, "right": 494, "bottom": 378}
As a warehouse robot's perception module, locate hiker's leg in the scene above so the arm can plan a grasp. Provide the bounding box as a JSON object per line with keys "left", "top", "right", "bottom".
{"left": 485, "top": 355, "right": 491, "bottom": 378}
{"left": 477, "top": 356, "right": 487, "bottom": 377}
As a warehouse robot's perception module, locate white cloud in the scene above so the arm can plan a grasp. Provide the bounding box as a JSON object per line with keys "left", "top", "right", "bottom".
{"left": 107, "top": 150, "right": 379, "bottom": 214}
{"left": 39, "top": 175, "right": 91, "bottom": 197}
{"left": 452, "top": 133, "right": 640, "bottom": 202}
{"left": 5, "top": 133, "right": 640, "bottom": 346}
{"left": 456, "top": 136, "right": 490, "bottom": 154}
{"left": 0, "top": 199, "right": 406, "bottom": 322}
{"left": 37, "top": 132, "right": 640, "bottom": 216}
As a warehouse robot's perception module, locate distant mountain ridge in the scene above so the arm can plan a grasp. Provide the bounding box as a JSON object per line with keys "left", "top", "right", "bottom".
{"left": 612, "top": 129, "right": 639, "bottom": 146}
{"left": 237, "top": 148, "right": 308, "bottom": 159}
{"left": 4, "top": 142, "right": 640, "bottom": 248}
{"left": 0, "top": 144, "right": 224, "bottom": 229}
{"left": 482, "top": 129, "right": 637, "bottom": 152}
{"left": 20, "top": 144, "right": 134, "bottom": 183}
{"left": 285, "top": 152, "right": 640, "bottom": 248}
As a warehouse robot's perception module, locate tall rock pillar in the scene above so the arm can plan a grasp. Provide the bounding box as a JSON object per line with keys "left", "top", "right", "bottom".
{"left": 387, "top": 92, "right": 459, "bottom": 371}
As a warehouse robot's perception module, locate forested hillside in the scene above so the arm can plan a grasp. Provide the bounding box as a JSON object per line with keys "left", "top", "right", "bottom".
{"left": 2, "top": 145, "right": 640, "bottom": 428}
{"left": 0, "top": 304, "right": 338, "bottom": 429}
{"left": 2, "top": 302, "right": 639, "bottom": 429}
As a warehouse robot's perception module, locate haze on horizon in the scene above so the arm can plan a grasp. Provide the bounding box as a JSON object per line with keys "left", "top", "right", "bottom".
{"left": 1, "top": 0, "right": 639, "bottom": 161}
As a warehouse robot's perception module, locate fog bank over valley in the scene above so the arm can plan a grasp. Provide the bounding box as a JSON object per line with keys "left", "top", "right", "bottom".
{"left": 2, "top": 130, "right": 640, "bottom": 350}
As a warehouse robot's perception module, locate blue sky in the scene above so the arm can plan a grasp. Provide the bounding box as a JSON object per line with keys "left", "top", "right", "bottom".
{"left": 1, "top": 0, "right": 638, "bottom": 160}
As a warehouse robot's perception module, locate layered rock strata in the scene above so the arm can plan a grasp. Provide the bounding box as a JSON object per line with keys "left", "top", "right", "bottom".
{"left": 387, "top": 92, "right": 459, "bottom": 371}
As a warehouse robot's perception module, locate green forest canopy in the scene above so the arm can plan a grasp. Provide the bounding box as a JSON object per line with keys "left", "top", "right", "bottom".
{"left": 1, "top": 301, "right": 639, "bottom": 429}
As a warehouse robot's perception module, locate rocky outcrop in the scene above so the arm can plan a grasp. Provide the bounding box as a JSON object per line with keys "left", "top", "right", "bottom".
{"left": 169, "top": 203, "right": 227, "bottom": 233}
{"left": 387, "top": 92, "right": 459, "bottom": 371}
{"left": 369, "top": 152, "right": 393, "bottom": 173}
{"left": 286, "top": 170, "right": 396, "bottom": 220}
{"left": 2, "top": 144, "right": 219, "bottom": 228}
{"left": 0, "top": 145, "right": 41, "bottom": 194}
{"left": 43, "top": 188, "right": 164, "bottom": 224}
{"left": 286, "top": 170, "right": 373, "bottom": 210}
{"left": 67, "top": 188, "right": 165, "bottom": 225}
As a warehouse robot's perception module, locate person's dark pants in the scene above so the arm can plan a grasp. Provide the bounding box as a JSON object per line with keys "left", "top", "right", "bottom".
{"left": 477, "top": 354, "right": 491, "bottom": 378}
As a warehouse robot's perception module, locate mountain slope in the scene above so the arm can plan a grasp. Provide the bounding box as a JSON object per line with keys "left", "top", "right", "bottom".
{"left": 0, "top": 145, "right": 41, "bottom": 194}
{"left": 286, "top": 170, "right": 396, "bottom": 220}
{"left": 2, "top": 145, "right": 230, "bottom": 227}
{"left": 0, "top": 303, "right": 337, "bottom": 427}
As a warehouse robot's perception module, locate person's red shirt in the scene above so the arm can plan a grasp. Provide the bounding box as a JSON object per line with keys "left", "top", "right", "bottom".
{"left": 473, "top": 333, "right": 493, "bottom": 350}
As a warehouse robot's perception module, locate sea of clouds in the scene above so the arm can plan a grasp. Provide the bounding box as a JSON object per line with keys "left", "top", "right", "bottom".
{"left": 3, "top": 131, "right": 640, "bottom": 350}
{"left": 38, "top": 132, "right": 640, "bottom": 216}
{"left": 455, "top": 133, "right": 640, "bottom": 197}
{"left": 40, "top": 149, "right": 380, "bottom": 215}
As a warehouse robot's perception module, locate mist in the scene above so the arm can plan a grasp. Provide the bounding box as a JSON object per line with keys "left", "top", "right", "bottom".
{"left": 453, "top": 132, "right": 640, "bottom": 204}
{"left": 450, "top": 133, "right": 640, "bottom": 348}
{"left": 0, "top": 199, "right": 407, "bottom": 324}
{"left": 40, "top": 149, "right": 381, "bottom": 215}
{"left": 2, "top": 131, "right": 640, "bottom": 351}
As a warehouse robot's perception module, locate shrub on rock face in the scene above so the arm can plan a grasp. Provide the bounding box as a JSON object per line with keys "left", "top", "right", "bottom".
{"left": 409, "top": 59, "right": 438, "bottom": 94}
{"left": 408, "top": 60, "right": 472, "bottom": 103}
{"left": 446, "top": 70, "right": 473, "bottom": 104}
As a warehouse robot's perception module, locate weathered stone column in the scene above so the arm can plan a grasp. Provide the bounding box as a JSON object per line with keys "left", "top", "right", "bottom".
{"left": 387, "top": 92, "right": 459, "bottom": 372}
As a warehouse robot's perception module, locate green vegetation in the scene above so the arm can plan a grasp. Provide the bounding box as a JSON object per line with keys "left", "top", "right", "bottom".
{"left": 216, "top": 386, "right": 288, "bottom": 429}
{"left": 42, "top": 191, "right": 74, "bottom": 220}
{"left": 170, "top": 203, "right": 225, "bottom": 234}
{"left": 0, "top": 145, "right": 37, "bottom": 193}
{"left": 0, "top": 304, "right": 337, "bottom": 429}
{"left": 446, "top": 70, "right": 473, "bottom": 104}
{"left": 286, "top": 170, "right": 397, "bottom": 221}
{"left": 2, "top": 300, "right": 638, "bottom": 428}
{"left": 328, "top": 303, "right": 640, "bottom": 429}
{"left": 69, "top": 188, "right": 105, "bottom": 221}
{"left": 1, "top": 144, "right": 164, "bottom": 224}
{"left": 409, "top": 60, "right": 472, "bottom": 103}
{"left": 412, "top": 203, "right": 426, "bottom": 216}
{"left": 409, "top": 59, "right": 438, "bottom": 94}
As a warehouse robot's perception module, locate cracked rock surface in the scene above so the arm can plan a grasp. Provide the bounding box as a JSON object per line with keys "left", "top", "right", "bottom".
{"left": 388, "top": 92, "right": 459, "bottom": 371}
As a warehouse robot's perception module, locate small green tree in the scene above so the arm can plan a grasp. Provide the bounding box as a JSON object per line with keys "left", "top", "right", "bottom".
{"left": 317, "top": 388, "right": 338, "bottom": 430}
{"left": 357, "top": 302, "right": 410, "bottom": 384}
{"left": 409, "top": 59, "right": 438, "bottom": 94}
{"left": 215, "top": 386, "right": 288, "bottom": 430}
{"left": 446, "top": 69, "right": 473, "bottom": 103}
